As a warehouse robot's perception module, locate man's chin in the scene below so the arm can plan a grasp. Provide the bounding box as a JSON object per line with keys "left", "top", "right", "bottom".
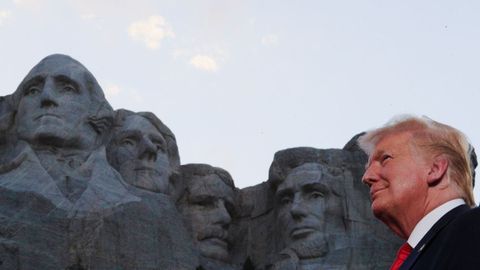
{"left": 135, "top": 173, "right": 168, "bottom": 193}
{"left": 31, "top": 129, "right": 72, "bottom": 147}
{"left": 288, "top": 232, "right": 329, "bottom": 259}
{"left": 371, "top": 200, "right": 388, "bottom": 219}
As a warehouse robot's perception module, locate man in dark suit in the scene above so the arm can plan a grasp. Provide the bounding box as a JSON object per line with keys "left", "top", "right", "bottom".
{"left": 358, "top": 115, "right": 479, "bottom": 270}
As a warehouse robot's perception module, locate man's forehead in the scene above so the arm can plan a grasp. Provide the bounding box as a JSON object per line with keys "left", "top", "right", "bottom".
{"left": 26, "top": 67, "right": 85, "bottom": 82}
{"left": 371, "top": 132, "right": 413, "bottom": 155}
{"left": 188, "top": 174, "right": 234, "bottom": 200}
{"left": 23, "top": 56, "right": 87, "bottom": 84}
{"left": 121, "top": 115, "right": 161, "bottom": 136}
{"left": 277, "top": 164, "right": 325, "bottom": 192}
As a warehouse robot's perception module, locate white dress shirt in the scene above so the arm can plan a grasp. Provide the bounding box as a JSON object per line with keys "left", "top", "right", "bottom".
{"left": 407, "top": 198, "right": 465, "bottom": 248}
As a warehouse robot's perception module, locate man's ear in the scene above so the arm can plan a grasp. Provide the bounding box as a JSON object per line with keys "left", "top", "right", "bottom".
{"left": 427, "top": 155, "right": 449, "bottom": 186}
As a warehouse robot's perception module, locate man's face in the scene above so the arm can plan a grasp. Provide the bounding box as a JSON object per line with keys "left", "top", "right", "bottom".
{"left": 108, "top": 115, "right": 171, "bottom": 193}
{"left": 362, "top": 132, "right": 431, "bottom": 234}
{"left": 275, "top": 163, "right": 333, "bottom": 249}
{"left": 180, "top": 174, "right": 234, "bottom": 262}
{"left": 15, "top": 61, "right": 93, "bottom": 147}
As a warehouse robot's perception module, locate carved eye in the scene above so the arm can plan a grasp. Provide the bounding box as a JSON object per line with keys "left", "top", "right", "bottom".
{"left": 310, "top": 191, "right": 324, "bottom": 199}
{"left": 62, "top": 84, "right": 78, "bottom": 93}
{"left": 195, "top": 199, "right": 215, "bottom": 208}
{"left": 121, "top": 138, "right": 136, "bottom": 146}
{"left": 279, "top": 196, "right": 293, "bottom": 205}
{"left": 152, "top": 140, "right": 166, "bottom": 153}
{"left": 24, "top": 86, "right": 41, "bottom": 96}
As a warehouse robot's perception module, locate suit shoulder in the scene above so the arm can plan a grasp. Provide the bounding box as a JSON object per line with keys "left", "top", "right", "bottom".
{"left": 436, "top": 207, "right": 480, "bottom": 269}
{"left": 450, "top": 206, "right": 480, "bottom": 230}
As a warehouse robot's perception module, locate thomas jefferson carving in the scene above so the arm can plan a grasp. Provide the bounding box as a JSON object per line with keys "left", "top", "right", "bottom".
{"left": 107, "top": 109, "right": 179, "bottom": 193}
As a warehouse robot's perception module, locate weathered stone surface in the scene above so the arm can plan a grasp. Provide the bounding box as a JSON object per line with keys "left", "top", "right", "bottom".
{"left": 233, "top": 141, "right": 402, "bottom": 269}
{"left": 174, "top": 164, "right": 240, "bottom": 270}
{"left": 107, "top": 109, "right": 180, "bottom": 194}
{"left": 0, "top": 54, "right": 404, "bottom": 269}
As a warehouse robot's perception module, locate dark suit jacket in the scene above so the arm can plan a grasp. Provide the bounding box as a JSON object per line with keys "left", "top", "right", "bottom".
{"left": 400, "top": 204, "right": 480, "bottom": 270}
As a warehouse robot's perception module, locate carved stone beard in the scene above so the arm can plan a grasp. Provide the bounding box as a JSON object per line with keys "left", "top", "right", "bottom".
{"left": 199, "top": 256, "right": 234, "bottom": 270}
{"left": 289, "top": 234, "right": 329, "bottom": 260}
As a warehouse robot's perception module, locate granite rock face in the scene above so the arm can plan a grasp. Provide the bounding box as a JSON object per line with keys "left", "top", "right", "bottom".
{"left": 234, "top": 142, "right": 402, "bottom": 270}
{"left": 0, "top": 54, "right": 403, "bottom": 269}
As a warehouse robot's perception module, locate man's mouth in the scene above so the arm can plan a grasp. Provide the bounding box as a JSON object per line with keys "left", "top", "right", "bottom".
{"left": 199, "top": 227, "right": 229, "bottom": 247}
{"left": 203, "top": 237, "right": 229, "bottom": 249}
{"left": 134, "top": 166, "right": 159, "bottom": 174}
{"left": 290, "top": 227, "right": 316, "bottom": 239}
{"left": 370, "top": 187, "right": 386, "bottom": 200}
{"left": 35, "top": 113, "right": 60, "bottom": 120}
{"left": 135, "top": 166, "right": 155, "bottom": 171}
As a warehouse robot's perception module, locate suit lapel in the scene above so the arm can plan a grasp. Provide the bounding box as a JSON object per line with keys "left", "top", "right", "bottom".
{"left": 400, "top": 204, "right": 470, "bottom": 270}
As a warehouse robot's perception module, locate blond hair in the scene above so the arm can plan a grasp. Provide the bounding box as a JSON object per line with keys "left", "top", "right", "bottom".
{"left": 358, "top": 115, "right": 475, "bottom": 207}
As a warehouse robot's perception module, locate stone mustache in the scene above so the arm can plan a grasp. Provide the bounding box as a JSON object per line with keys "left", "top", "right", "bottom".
{"left": 0, "top": 54, "right": 401, "bottom": 270}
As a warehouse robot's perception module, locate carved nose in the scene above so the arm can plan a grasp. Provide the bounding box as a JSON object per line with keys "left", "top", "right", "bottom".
{"left": 40, "top": 80, "right": 58, "bottom": 108}
{"left": 40, "top": 99, "right": 58, "bottom": 108}
{"left": 290, "top": 196, "right": 307, "bottom": 219}
{"left": 214, "top": 200, "right": 232, "bottom": 227}
{"left": 138, "top": 137, "right": 157, "bottom": 162}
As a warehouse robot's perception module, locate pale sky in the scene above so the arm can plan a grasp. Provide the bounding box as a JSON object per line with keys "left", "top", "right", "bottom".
{"left": 1, "top": 0, "right": 479, "bottom": 201}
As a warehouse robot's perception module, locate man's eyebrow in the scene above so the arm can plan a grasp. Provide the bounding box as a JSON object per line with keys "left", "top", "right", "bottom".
{"left": 275, "top": 187, "right": 293, "bottom": 198}
{"left": 54, "top": 74, "right": 80, "bottom": 88}
{"left": 150, "top": 133, "right": 166, "bottom": 145}
{"left": 302, "top": 182, "right": 329, "bottom": 193}
{"left": 365, "top": 150, "right": 385, "bottom": 169}
{"left": 118, "top": 129, "right": 142, "bottom": 138}
{"left": 188, "top": 193, "right": 215, "bottom": 201}
{"left": 22, "top": 75, "right": 44, "bottom": 88}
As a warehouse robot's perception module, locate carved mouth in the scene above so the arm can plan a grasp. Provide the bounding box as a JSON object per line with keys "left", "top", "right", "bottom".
{"left": 134, "top": 166, "right": 158, "bottom": 172}
{"left": 290, "top": 227, "right": 316, "bottom": 239}
{"left": 35, "top": 113, "right": 60, "bottom": 120}
{"left": 203, "top": 237, "right": 229, "bottom": 249}
{"left": 199, "top": 228, "right": 228, "bottom": 242}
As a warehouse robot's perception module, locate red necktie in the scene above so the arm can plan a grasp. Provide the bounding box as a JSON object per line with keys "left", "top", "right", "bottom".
{"left": 390, "top": 242, "right": 413, "bottom": 270}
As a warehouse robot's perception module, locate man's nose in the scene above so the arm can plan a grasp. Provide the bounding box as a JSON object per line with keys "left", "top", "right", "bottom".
{"left": 362, "top": 164, "right": 378, "bottom": 187}
{"left": 213, "top": 200, "right": 232, "bottom": 227}
{"left": 40, "top": 78, "right": 58, "bottom": 108}
{"left": 138, "top": 137, "right": 157, "bottom": 162}
{"left": 290, "top": 195, "right": 308, "bottom": 219}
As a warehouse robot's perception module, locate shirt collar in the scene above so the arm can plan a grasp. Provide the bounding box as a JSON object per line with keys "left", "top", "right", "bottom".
{"left": 407, "top": 198, "right": 465, "bottom": 248}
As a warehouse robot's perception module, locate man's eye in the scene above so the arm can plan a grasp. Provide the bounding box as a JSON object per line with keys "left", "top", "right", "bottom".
{"left": 62, "top": 84, "right": 78, "bottom": 93}
{"left": 195, "top": 200, "right": 214, "bottom": 207}
{"left": 381, "top": 154, "right": 392, "bottom": 164}
{"left": 24, "top": 86, "right": 41, "bottom": 96}
{"left": 153, "top": 141, "right": 166, "bottom": 153}
{"left": 310, "top": 191, "right": 324, "bottom": 199}
{"left": 280, "top": 196, "right": 292, "bottom": 205}
{"left": 121, "top": 138, "right": 136, "bottom": 146}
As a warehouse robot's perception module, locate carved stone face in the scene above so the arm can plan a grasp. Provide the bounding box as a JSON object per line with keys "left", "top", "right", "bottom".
{"left": 15, "top": 57, "right": 94, "bottom": 148}
{"left": 275, "top": 163, "right": 337, "bottom": 256}
{"left": 108, "top": 114, "right": 171, "bottom": 193}
{"left": 180, "top": 174, "right": 234, "bottom": 262}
